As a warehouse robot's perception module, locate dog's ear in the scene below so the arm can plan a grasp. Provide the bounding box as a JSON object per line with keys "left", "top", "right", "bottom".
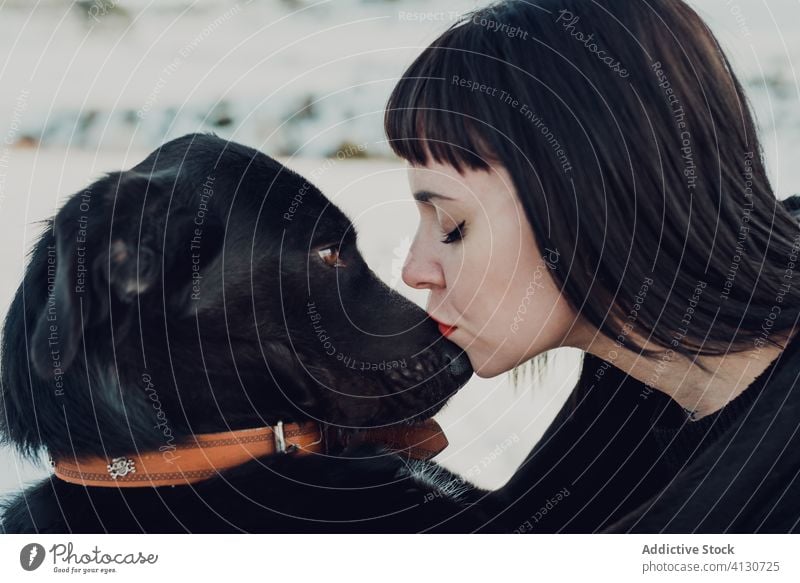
{"left": 29, "top": 170, "right": 178, "bottom": 378}
{"left": 29, "top": 213, "right": 87, "bottom": 380}
{"left": 96, "top": 171, "right": 174, "bottom": 305}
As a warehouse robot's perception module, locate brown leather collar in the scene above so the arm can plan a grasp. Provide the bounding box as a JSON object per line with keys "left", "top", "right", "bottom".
{"left": 53, "top": 419, "right": 448, "bottom": 488}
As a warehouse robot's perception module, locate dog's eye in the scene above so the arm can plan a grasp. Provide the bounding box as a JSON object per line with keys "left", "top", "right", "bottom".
{"left": 317, "top": 246, "right": 346, "bottom": 268}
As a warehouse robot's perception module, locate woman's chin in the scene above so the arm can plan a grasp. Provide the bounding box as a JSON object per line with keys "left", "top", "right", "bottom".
{"left": 461, "top": 334, "right": 550, "bottom": 378}
{"left": 471, "top": 347, "right": 548, "bottom": 379}
{"left": 471, "top": 355, "right": 514, "bottom": 379}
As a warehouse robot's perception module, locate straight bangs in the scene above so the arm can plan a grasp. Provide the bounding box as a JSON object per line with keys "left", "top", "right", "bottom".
{"left": 384, "top": 18, "right": 501, "bottom": 172}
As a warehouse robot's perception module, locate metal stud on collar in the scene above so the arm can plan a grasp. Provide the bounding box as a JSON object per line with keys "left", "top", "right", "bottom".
{"left": 107, "top": 457, "right": 136, "bottom": 479}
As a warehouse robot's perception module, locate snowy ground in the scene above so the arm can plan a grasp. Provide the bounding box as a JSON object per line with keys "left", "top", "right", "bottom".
{"left": 2, "top": 0, "right": 800, "bottom": 501}
{"left": 0, "top": 0, "right": 799, "bottom": 180}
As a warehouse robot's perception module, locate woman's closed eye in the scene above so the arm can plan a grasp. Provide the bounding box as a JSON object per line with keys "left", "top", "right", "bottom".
{"left": 441, "top": 220, "right": 466, "bottom": 244}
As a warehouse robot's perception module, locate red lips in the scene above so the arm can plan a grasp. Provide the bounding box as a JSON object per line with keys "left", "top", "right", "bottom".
{"left": 430, "top": 316, "right": 457, "bottom": 338}
{"left": 438, "top": 323, "right": 457, "bottom": 338}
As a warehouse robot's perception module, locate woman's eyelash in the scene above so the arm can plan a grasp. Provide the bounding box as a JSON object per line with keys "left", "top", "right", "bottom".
{"left": 441, "top": 220, "right": 466, "bottom": 244}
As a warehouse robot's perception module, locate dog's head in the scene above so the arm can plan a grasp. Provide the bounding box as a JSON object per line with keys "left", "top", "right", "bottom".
{"left": 0, "top": 133, "right": 472, "bottom": 458}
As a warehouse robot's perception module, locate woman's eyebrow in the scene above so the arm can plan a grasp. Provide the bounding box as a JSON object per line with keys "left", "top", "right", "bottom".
{"left": 413, "top": 190, "right": 455, "bottom": 203}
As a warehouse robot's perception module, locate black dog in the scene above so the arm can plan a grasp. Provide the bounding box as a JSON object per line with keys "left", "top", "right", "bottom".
{"left": 0, "top": 133, "right": 488, "bottom": 533}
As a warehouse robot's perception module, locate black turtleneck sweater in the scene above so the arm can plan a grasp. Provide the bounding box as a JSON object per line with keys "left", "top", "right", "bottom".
{"left": 482, "top": 327, "right": 800, "bottom": 533}
{"left": 650, "top": 332, "right": 796, "bottom": 473}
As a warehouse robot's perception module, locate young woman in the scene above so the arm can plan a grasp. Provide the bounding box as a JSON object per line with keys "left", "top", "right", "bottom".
{"left": 385, "top": 0, "right": 800, "bottom": 532}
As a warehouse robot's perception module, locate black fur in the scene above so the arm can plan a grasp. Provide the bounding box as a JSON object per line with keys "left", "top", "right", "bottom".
{"left": 1, "top": 133, "right": 487, "bottom": 533}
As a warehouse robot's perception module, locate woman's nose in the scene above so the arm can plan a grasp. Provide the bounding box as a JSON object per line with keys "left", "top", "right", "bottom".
{"left": 402, "top": 236, "right": 445, "bottom": 290}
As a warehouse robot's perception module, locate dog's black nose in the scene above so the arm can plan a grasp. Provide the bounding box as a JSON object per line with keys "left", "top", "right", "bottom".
{"left": 441, "top": 343, "right": 472, "bottom": 379}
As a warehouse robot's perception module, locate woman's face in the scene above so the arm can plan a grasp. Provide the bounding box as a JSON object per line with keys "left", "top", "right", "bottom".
{"left": 402, "top": 160, "right": 583, "bottom": 377}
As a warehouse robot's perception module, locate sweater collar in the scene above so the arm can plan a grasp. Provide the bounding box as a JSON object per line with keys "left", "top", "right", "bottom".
{"left": 649, "top": 327, "right": 800, "bottom": 471}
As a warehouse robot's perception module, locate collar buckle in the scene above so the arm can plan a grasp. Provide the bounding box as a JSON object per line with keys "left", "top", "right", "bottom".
{"left": 273, "top": 420, "right": 287, "bottom": 454}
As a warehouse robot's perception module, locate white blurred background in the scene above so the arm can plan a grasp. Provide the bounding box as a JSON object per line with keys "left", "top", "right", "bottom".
{"left": 1, "top": 0, "right": 799, "bottom": 501}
